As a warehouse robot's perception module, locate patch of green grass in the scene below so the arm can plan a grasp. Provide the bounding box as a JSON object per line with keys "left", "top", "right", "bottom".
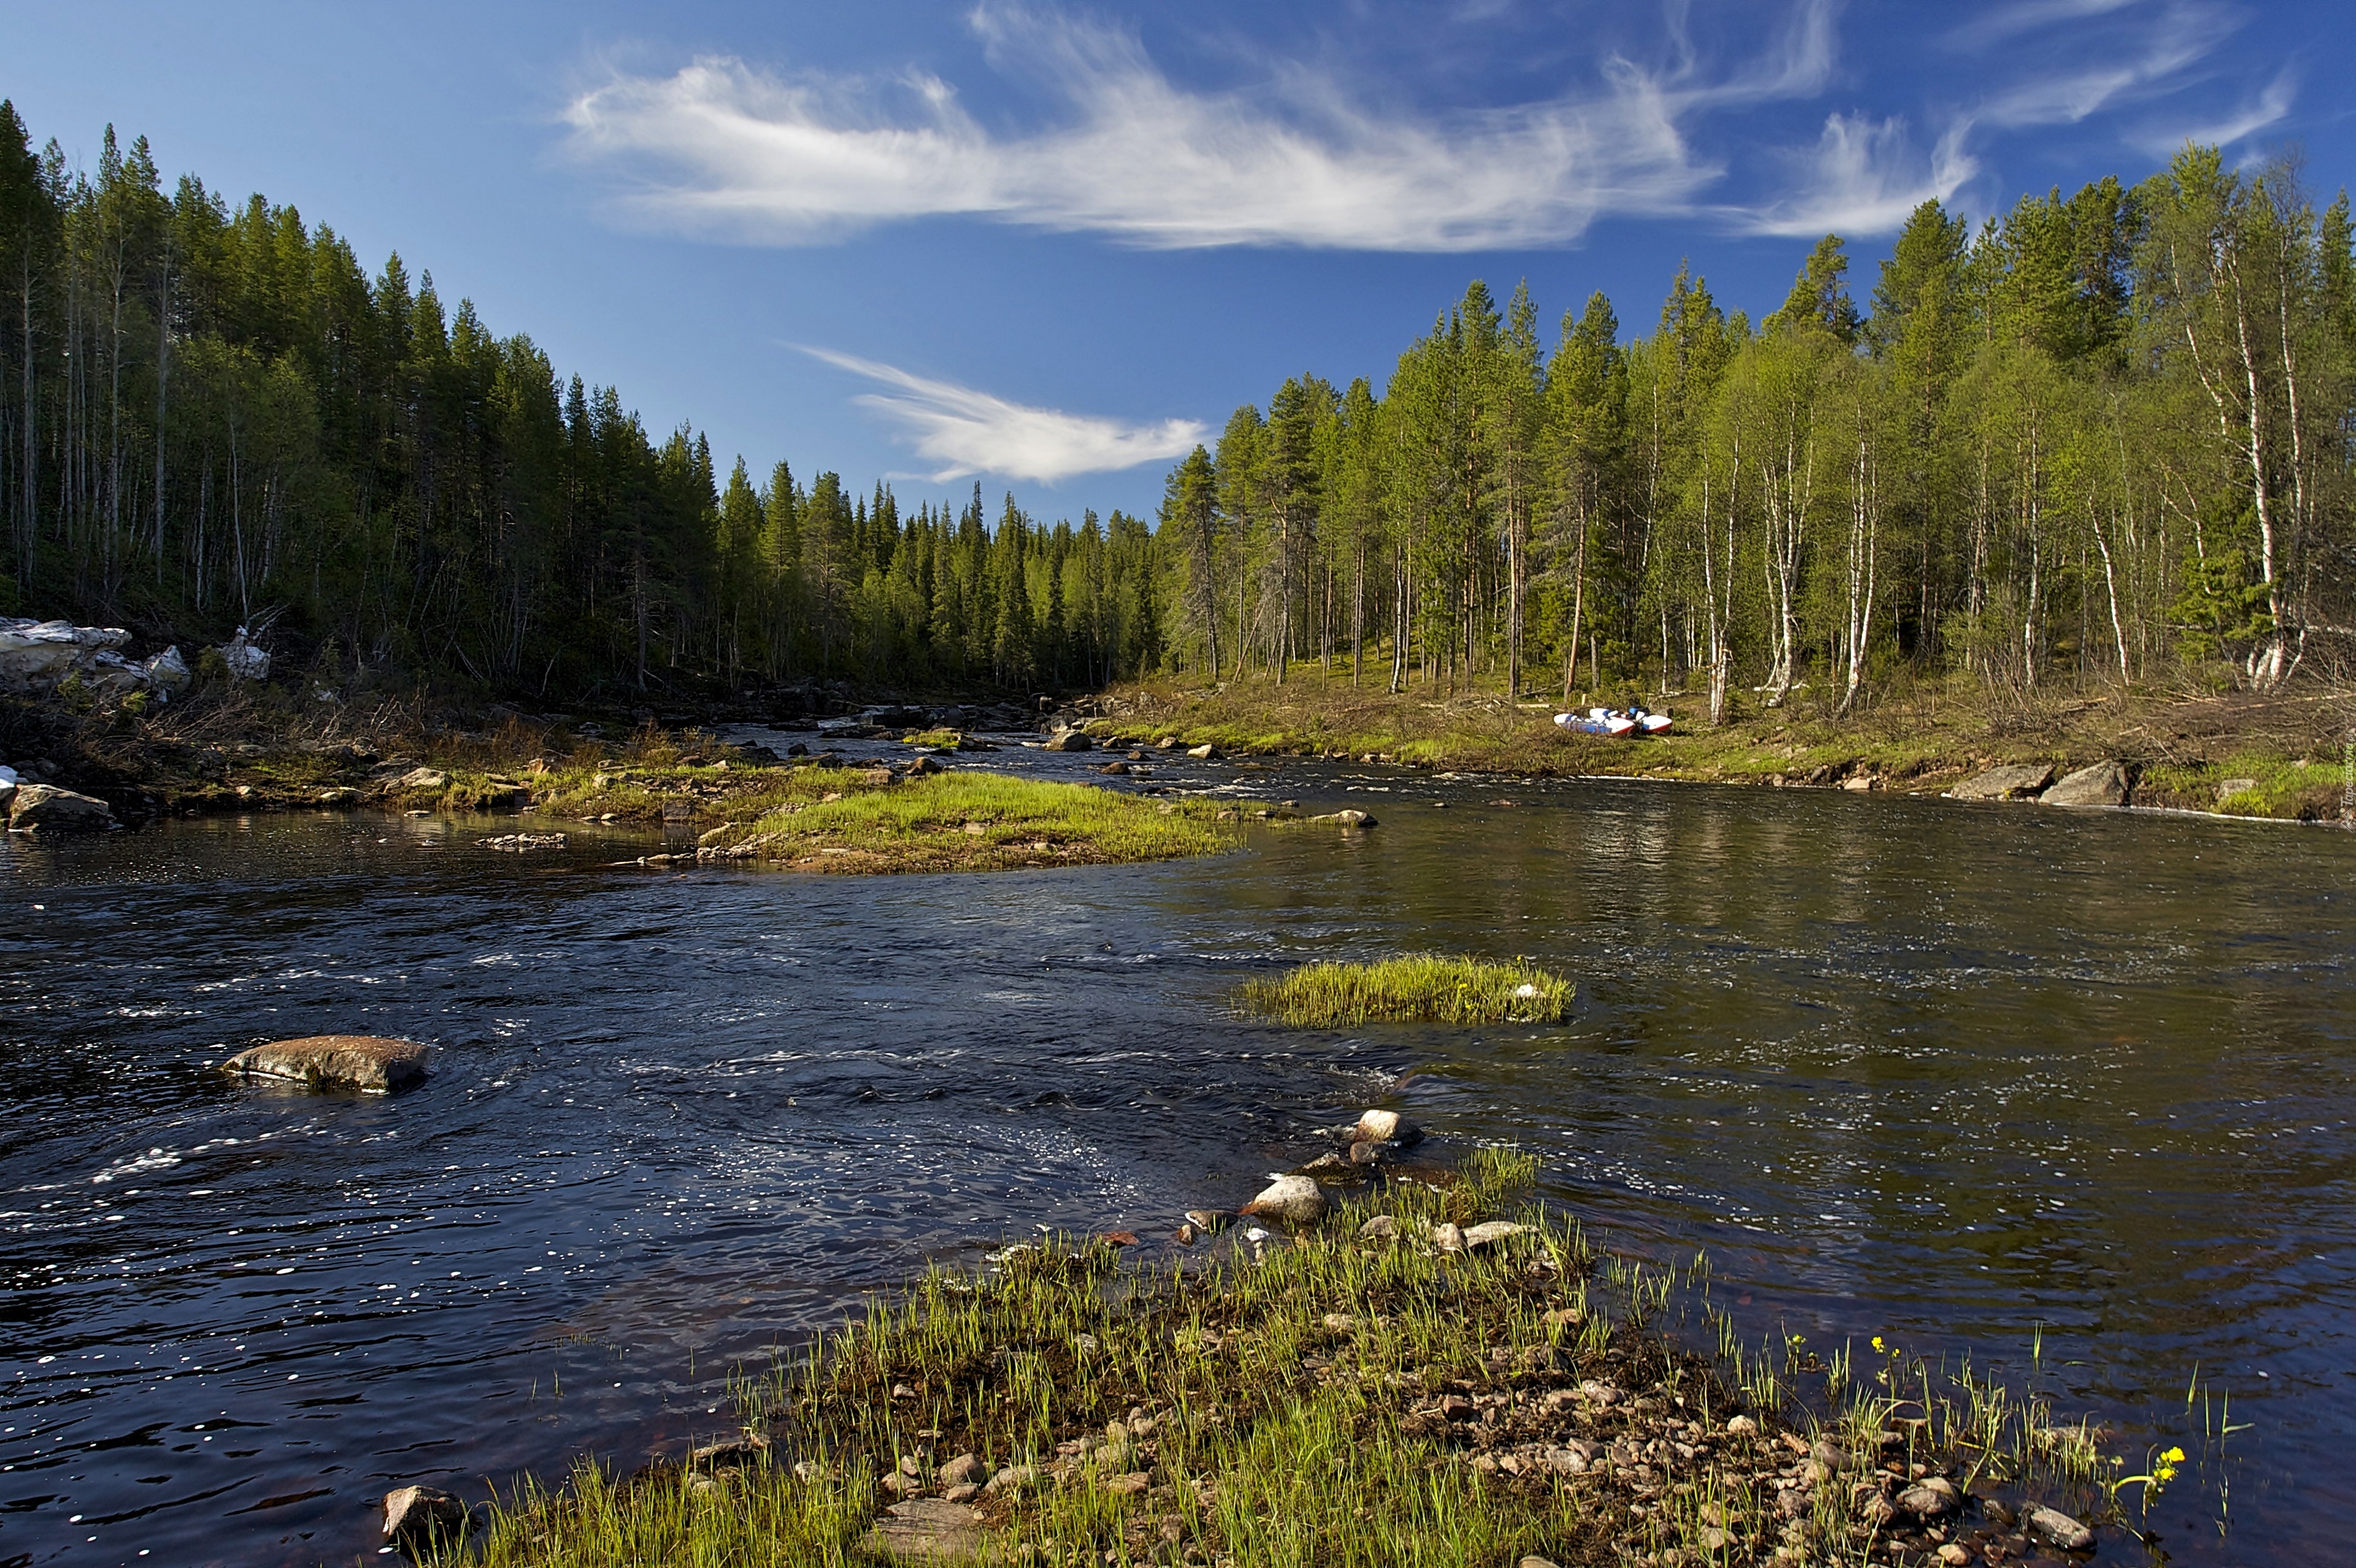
{"left": 464, "top": 1147, "right": 2132, "bottom": 1568}
{"left": 901, "top": 728, "right": 966, "bottom": 748}
{"left": 704, "top": 769, "right": 1239, "bottom": 874}
{"left": 1237, "top": 955, "right": 1573, "bottom": 1027}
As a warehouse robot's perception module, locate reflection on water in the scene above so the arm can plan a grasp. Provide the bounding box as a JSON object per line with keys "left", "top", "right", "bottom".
{"left": 2, "top": 741, "right": 2350, "bottom": 1565}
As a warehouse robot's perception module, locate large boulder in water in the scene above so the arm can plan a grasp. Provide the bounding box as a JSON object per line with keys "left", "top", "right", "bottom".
{"left": 2040, "top": 761, "right": 2128, "bottom": 807}
{"left": 223, "top": 1036, "right": 429, "bottom": 1093}
{"left": 8, "top": 783, "right": 115, "bottom": 834}
{"left": 1042, "top": 729, "right": 1093, "bottom": 752}
{"left": 1950, "top": 763, "right": 2054, "bottom": 801}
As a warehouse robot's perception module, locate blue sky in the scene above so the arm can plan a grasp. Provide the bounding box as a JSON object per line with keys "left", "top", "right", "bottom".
{"left": 6, "top": 1, "right": 2349, "bottom": 522}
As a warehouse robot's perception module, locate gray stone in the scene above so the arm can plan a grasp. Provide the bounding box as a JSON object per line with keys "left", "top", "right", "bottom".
{"left": 937, "top": 1452, "right": 985, "bottom": 1489}
{"left": 1042, "top": 730, "right": 1093, "bottom": 752}
{"left": 316, "top": 786, "right": 362, "bottom": 808}
{"left": 7, "top": 783, "right": 114, "bottom": 834}
{"left": 2025, "top": 1504, "right": 2093, "bottom": 1551}
{"left": 1242, "top": 1174, "right": 1327, "bottom": 1224}
{"left": 1351, "top": 1109, "right": 1422, "bottom": 1146}
{"left": 860, "top": 1496, "right": 986, "bottom": 1562}
{"left": 396, "top": 767, "right": 448, "bottom": 790}
{"left": 1952, "top": 763, "right": 2055, "bottom": 801}
{"left": 1461, "top": 1221, "right": 1530, "bottom": 1250}
{"left": 1430, "top": 1221, "right": 1466, "bottom": 1253}
{"left": 223, "top": 1036, "right": 429, "bottom": 1093}
{"left": 2041, "top": 761, "right": 2129, "bottom": 807}
{"left": 907, "top": 755, "right": 944, "bottom": 776}
{"left": 1898, "top": 1477, "right": 1960, "bottom": 1518}
{"left": 1186, "top": 743, "right": 1219, "bottom": 759}
{"left": 983, "top": 1464, "right": 1036, "bottom": 1494}
{"left": 1357, "top": 1214, "right": 1400, "bottom": 1242}
{"left": 2215, "top": 775, "right": 2261, "bottom": 803}
{"left": 382, "top": 1485, "right": 467, "bottom": 1548}
{"left": 1310, "top": 807, "right": 1378, "bottom": 828}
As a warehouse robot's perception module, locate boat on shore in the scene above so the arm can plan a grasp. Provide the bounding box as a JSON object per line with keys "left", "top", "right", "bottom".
{"left": 1553, "top": 705, "right": 1673, "bottom": 737}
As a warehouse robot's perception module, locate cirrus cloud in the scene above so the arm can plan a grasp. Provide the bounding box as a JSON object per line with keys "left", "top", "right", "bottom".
{"left": 798, "top": 347, "right": 1205, "bottom": 484}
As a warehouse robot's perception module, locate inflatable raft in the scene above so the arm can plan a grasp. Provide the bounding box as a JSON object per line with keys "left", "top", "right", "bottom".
{"left": 1553, "top": 706, "right": 1673, "bottom": 737}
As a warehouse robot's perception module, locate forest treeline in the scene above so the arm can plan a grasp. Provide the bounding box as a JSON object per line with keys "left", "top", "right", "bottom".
{"left": 4, "top": 99, "right": 2352, "bottom": 712}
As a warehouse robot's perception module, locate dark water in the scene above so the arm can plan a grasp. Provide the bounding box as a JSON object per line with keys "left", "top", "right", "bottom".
{"left": 3, "top": 734, "right": 2350, "bottom": 1567}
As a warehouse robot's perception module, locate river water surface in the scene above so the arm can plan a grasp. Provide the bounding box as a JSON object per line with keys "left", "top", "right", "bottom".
{"left": 3, "top": 736, "right": 2351, "bottom": 1567}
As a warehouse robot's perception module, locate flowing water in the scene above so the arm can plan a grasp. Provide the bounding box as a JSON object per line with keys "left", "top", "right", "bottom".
{"left": 3, "top": 734, "right": 2351, "bottom": 1567}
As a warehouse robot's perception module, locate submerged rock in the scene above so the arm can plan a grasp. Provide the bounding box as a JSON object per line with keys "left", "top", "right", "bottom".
{"left": 7, "top": 783, "right": 115, "bottom": 834}
{"left": 1950, "top": 763, "right": 2054, "bottom": 801}
{"left": 1242, "top": 1174, "right": 1328, "bottom": 1224}
{"left": 2025, "top": 1505, "right": 2093, "bottom": 1551}
{"left": 1310, "top": 808, "right": 1378, "bottom": 828}
{"left": 2041, "top": 760, "right": 2129, "bottom": 807}
{"left": 223, "top": 1036, "right": 429, "bottom": 1093}
{"left": 382, "top": 1485, "right": 467, "bottom": 1549}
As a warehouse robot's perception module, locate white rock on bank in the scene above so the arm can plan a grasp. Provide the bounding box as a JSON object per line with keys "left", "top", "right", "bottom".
{"left": 1243, "top": 1174, "right": 1327, "bottom": 1224}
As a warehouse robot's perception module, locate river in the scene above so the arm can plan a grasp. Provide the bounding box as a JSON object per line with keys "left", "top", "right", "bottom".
{"left": 3, "top": 734, "right": 2350, "bottom": 1566}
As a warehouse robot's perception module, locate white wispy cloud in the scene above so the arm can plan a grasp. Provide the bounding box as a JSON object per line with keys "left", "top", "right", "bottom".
{"left": 562, "top": 0, "right": 2287, "bottom": 252}
{"left": 2131, "top": 66, "right": 2298, "bottom": 156}
{"left": 562, "top": 4, "right": 1750, "bottom": 251}
{"left": 798, "top": 347, "right": 1204, "bottom": 484}
{"left": 1735, "top": 113, "right": 1978, "bottom": 236}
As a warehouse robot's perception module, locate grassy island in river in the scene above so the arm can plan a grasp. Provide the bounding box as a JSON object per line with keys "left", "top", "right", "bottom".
{"left": 463, "top": 1150, "right": 2124, "bottom": 1568}
{"left": 1238, "top": 956, "right": 1574, "bottom": 1026}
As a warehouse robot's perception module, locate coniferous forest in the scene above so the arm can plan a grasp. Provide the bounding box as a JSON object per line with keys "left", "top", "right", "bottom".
{"left": 5, "top": 100, "right": 2354, "bottom": 712}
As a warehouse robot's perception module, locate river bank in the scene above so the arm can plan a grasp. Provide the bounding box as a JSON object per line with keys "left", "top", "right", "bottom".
{"left": 7, "top": 667, "right": 2353, "bottom": 832}
{"left": 1076, "top": 672, "right": 2356, "bottom": 824}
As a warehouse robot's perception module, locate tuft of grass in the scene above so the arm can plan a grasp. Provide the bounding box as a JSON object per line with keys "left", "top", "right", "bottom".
{"left": 1236, "top": 955, "right": 1573, "bottom": 1026}
{"left": 899, "top": 728, "right": 968, "bottom": 748}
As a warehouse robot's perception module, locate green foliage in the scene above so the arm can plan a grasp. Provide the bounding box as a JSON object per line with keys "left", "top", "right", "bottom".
{"left": 1237, "top": 955, "right": 1573, "bottom": 1027}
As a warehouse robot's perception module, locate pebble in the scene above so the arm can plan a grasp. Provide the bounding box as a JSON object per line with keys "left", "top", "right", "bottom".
{"left": 984, "top": 1465, "right": 1036, "bottom": 1495}
{"left": 937, "top": 1453, "right": 985, "bottom": 1489}
{"left": 1357, "top": 1215, "right": 1400, "bottom": 1242}
{"left": 1430, "top": 1221, "right": 1466, "bottom": 1253}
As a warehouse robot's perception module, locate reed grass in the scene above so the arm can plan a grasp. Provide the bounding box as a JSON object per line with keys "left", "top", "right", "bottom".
{"left": 1236, "top": 955, "right": 1573, "bottom": 1026}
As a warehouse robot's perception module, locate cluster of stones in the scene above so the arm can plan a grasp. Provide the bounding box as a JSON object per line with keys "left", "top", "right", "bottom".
{"left": 1949, "top": 761, "right": 2131, "bottom": 807}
